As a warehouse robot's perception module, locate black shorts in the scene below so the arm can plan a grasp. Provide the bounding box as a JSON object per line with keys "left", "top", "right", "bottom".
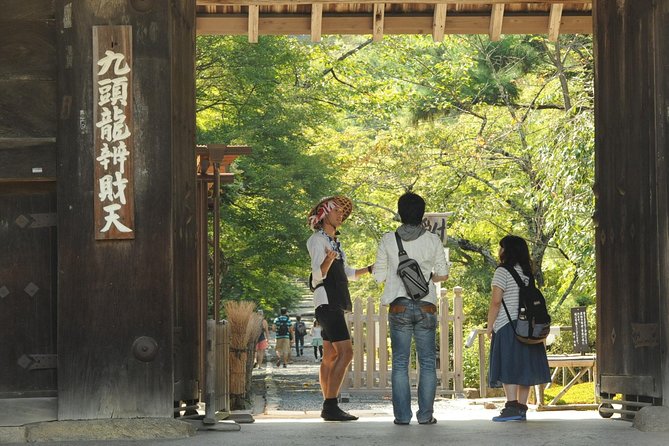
{"left": 315, "top": 305, "right": 350, "bottom": 342}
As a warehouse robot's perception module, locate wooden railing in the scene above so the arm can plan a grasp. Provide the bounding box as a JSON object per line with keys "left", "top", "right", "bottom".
{"left": 344, "top": 287, "right": 464, "bottom": 396}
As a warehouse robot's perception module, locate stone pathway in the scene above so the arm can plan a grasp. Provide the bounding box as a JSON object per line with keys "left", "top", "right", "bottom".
{"left": 252, "top": 354, "right": 503, "bottom": 419}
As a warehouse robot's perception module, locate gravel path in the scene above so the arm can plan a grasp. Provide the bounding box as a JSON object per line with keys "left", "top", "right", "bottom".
{"left": 252, "top": 356, "right": 499, "bottom": 415}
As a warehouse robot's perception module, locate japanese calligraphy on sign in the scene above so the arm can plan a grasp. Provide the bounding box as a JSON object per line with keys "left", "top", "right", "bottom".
{"left": 93, "top": 26, "right": 134, "bottom": 240}
{"left": 422, "top": 212, "right": 450, "bottom": 245}
{"left": 570, "top": 306, "right": 590, "bottom": 353}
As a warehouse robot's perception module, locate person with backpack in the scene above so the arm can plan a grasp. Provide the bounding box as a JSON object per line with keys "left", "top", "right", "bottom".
{"left": 307, "top": 195, "right": 373, "bottom": 421}
{"left": 273, "top": 308, "right": 293, "bottom": 368}
{"left": 373, "top": 192, "right": 449, "bottom": 426}
{"left": 486, "top": 235, "right": 551, "bottom": 422}
{"left": 294, "top": 315, "right": 307, "bottom": 357}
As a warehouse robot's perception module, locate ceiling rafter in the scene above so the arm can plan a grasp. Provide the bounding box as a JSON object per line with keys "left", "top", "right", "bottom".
{"left": 432, "top": 4, "right": 448, "bottom": 42}
{"left": 311, "top": 3, "right": 323, "bottom": 42}
{"left": 248, "top": 5, "right": 259, "bottom": 43}
{"left": 195, "top": 1, "right": 593, "bottom": 41}
{"left": 489, "top": 4, "right": 505, "bottom": 41}
{"left": 373, "top": 3, "right": 385, "bottom": 42}
{"left": 198, "top": 0, "right": 589, "bottom": 4}
{"left": 548, "top": 3, "right": 564, "bottom": 41}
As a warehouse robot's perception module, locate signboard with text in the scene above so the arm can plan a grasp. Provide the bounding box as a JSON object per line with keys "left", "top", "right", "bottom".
{"left": 422, "top": 212, "right": 450, "bottom": 245}
{"left": 93, "top": 25, "right": 134, "bottom": 240}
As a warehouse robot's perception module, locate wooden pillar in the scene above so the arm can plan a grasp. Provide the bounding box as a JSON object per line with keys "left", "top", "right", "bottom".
{"left": 654, "top": 1, "right": 669, "bottom": 409}
{"left": 594, "top": 0, "right": 668, "bottom": 406}
{"left": 55, "top": 1, "right": 196, "bottom": 419}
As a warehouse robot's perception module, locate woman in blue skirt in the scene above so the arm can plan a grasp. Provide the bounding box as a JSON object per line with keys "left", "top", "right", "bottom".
{"left": 486, "top": 235, "right": 550, "bottom": 422}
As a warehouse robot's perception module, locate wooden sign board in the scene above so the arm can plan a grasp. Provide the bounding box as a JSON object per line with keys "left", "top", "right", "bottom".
{"left": 92, "top": 25, "right": 134, "bottom": 240}
{"left": 570, "top": 306, "right": 590, "bottom": 353}
{"left": 422, "top": 212, "right": 449, "bottom": 245}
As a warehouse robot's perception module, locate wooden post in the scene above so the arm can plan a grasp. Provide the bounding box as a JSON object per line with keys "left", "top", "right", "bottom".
{"left": 379, "top": 303, "right": 389, "bottom": 390}
{"left": 478, "top": 331, "right": 487, "bottom": 398}
{"left": 439, "top": 288, "right": 450, "bottom": 392}
{"left": 366, "top": 297, "right": 376, "bottom": 389}
{"left": 594, "top": 0, "right": 668, "bottom": 407}
{"left": 353, "top": 298, "right": 363, "bottom": 389}
{"left": 55, "top": 1, "right": 196, "bottom": 419}
{"left": 453, "top": 286, "right": 464, "bottom": 394}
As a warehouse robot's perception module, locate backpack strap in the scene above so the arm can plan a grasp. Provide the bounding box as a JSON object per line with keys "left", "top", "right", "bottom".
{"left": 501, "top": 265, "right": 535, "bottom": 288}
{"left": 309, "top": 272, "right": 324, "bottom": 292}
{"left": 395, "top": 232, "right": 433, "bottom": 282}
{"left": 394, "top": 232, "right": 407, "bottom": 256}
{"left": 496, "top": 266, "right": 519, "bottom": 334}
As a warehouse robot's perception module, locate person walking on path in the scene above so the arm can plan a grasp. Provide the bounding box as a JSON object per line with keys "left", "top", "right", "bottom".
{"left": 486, "top": 235, "right": 551, "bottom": 422}
{"left": 373, "top": 192, "right": 449, "bottom": 426}
{"left": 307, "top": 195, "right": 374, "bottom": 421}
{"left": 311, "top": 319, "right": 324, "bottom": 361}
{"left": 255, "top": 309, "right": 270, "bottom": 368}
{"left": 273, "top": 308, "right": 293, "bottom": 368}
{"left": 294, "top": 315, "right": 307, "bottom": 357}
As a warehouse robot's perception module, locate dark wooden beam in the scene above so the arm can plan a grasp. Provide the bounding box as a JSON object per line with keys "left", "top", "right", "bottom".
{"left": 197, "top": 13, "right": 593, "bottom": 36}
{"left": 0, "top": 144, "right": 56, "bottom": 181}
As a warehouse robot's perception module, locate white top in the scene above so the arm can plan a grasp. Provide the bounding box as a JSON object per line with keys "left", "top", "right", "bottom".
{"left": 491, "top": 265, "right": 529, "bottom": 332}
{"left": 311, "top": 326, "right": 322, "bottom": 339}
{"left": 374, "top": 231, "right": 449, "bottom": 306}
{"left": 307, "top": 231, "right": 358, "bottom": 308}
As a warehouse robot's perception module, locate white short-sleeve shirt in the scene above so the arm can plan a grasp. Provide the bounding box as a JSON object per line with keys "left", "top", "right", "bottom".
{"left": 307, "top": 231, "right": 358, "bottom": 308}
{"left": 491, "top": 265, "right": 529, "bottom": 332}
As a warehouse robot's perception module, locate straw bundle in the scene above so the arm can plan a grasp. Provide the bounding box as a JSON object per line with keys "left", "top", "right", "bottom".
{"left": 244, "top": 311, "right": 263, "bottom": 397}
{"left": 225, "top": 300, "right": 257, "bottom": 401}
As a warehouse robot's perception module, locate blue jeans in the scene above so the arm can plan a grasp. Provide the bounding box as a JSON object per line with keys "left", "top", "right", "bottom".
{"left": 389, "top": 298, "right": 438, "bottom": 423}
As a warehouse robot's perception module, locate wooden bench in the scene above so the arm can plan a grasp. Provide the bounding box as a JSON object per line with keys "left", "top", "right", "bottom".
{"left": 536, "top": 307, "right": 597, "bottom": 410}
{"left": 535, "top": 352, "right": 597, "bottom": 410}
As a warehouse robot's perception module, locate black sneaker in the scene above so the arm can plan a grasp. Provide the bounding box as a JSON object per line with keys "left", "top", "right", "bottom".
{"left": 321, "top": 406, "right": 359, "bottom": 421}
{"left": 492, "top": 406, "right": 524, "bottom": 422}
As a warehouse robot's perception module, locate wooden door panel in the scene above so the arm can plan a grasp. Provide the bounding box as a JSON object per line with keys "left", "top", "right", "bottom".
{"left": 0, "top": 183, "right": 57, "bottom": 397}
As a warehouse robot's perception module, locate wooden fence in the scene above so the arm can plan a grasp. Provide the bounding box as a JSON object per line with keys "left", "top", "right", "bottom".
{"left": 344, "top": 287, "right": 464, "bottom": 396}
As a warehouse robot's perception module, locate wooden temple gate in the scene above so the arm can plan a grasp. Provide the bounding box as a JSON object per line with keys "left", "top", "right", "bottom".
{"left": 1, "top": 0, "right": 669, "bottom": 430}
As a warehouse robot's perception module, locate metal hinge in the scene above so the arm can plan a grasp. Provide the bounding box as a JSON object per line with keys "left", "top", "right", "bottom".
{"left": 15, "top": 213, "right": 57, "bottom": 229}
{"left": 17, "top": 354, "right": 57, "bottom": 370}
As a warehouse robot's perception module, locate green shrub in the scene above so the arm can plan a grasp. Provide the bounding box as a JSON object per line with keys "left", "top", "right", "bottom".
{"left": 543, "top": 381, "right": 596, "bottom": 405}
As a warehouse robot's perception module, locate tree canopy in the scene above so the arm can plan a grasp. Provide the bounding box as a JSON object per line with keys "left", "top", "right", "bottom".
{"left": 196, "top": 34, "right": 595, "bottom": 327}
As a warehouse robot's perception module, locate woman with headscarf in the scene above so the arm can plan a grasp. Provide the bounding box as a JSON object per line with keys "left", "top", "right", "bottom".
{"left": 307, "top": 196, "right": 373, "bottom": 421}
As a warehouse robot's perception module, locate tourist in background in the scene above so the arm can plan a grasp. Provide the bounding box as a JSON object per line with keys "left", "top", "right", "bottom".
{"left": 486, "top": 235, "right": 550, "bottom": 421}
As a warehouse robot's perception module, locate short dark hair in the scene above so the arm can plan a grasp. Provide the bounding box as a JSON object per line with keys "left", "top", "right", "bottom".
{"left": 280, "top": 308, "right": 287, "bottom": 315}
{"left": 397, "top": 192, "right": 425, "bottom": 225}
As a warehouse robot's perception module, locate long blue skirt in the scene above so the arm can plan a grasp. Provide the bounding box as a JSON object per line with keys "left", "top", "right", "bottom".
{"left": 488, "top": 322, "right": 551, "bottom": 388}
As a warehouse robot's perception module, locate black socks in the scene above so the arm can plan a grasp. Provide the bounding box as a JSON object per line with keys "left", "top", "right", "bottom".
{"left": 505, "top": 400, "right": 528, "bottom": 411}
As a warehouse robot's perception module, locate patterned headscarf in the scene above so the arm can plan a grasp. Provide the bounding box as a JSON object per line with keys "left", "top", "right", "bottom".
{"left": 307, "top": 196, "right": 352, "bottom": 230}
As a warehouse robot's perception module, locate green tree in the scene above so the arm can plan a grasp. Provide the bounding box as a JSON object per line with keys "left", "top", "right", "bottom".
{"left": 196, "top": 36, "right": 341, "bottom": 313}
